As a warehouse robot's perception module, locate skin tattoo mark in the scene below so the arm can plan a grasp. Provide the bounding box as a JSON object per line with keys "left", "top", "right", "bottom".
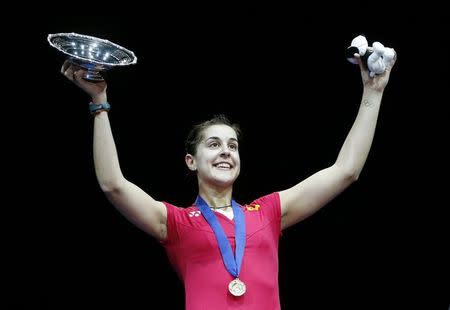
{"left": 363, "top": 99, "right": 374, "bottom": 107}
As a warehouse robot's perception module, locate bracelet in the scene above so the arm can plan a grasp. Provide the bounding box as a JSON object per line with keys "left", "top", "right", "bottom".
{"left": 89, "top": 102, "right": 111, "bottom": 115}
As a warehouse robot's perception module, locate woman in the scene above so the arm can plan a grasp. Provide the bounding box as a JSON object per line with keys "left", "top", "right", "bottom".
{"left": 61, "top": 49, "right": 396, "bottom": 309}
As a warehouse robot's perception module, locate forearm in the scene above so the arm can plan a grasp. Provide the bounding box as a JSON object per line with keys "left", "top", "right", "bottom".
{"left": 335, "top": 88, "right": 384, "bottom": 178}
{"left": 92, "top": 110, "right": 125, "bottom": 191}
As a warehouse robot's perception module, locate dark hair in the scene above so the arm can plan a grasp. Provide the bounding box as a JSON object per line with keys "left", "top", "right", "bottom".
{"left": 184, "top": 114, "right": 241, "bottom": 155}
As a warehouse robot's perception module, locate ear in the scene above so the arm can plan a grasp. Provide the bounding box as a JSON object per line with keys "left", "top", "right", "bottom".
{"left": 185, "top": 154, "right": 197, "bottom": 171}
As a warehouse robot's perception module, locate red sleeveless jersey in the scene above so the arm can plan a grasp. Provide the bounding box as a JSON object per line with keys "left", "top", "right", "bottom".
{"left": 161, "top": 192, "right": 282, "bottom": 310}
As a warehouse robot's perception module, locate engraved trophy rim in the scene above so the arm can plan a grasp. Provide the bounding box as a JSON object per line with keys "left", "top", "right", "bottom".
{"left": 48, "top": 32, "right": 137, "bottom": 80}
{"left": 47, "top": 32, "right": 137, "bottom": 66}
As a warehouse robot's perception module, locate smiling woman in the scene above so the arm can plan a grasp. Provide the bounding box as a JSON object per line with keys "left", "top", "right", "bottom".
{"left": 58, "top": 39, "right": 397, "bottom": 309}
{"left": 185, "top": 120, "right": 241, "bottom": 194}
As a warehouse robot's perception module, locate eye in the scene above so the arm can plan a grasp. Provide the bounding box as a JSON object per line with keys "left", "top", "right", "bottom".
{"left": 208, "top": 141, "right": 220, "bottom": 148}
{"left": 228, "top": 143, "right": 238, "bottom": 151}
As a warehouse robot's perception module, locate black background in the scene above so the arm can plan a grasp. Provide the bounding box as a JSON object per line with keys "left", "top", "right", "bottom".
{"left": 4, "top": 9, "right": 449, "bottom": 310}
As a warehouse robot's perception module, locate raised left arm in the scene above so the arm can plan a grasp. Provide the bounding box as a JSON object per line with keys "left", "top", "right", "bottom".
{"left": 279, "top": 52, "right": 396, "bottom": 230}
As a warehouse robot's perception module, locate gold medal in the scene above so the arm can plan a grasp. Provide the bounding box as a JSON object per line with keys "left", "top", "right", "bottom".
{"left": 228, "top": 278, "right": 246, "bottom": 296}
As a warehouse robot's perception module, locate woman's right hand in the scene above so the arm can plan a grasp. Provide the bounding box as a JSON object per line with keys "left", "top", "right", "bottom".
{"left": 61, "top": 59, "right": 108, "bottom": 103}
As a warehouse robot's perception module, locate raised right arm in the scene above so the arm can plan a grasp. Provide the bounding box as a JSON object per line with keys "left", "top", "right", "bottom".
{"left": 61, "top": 61, "right": 167, "bottom": 241}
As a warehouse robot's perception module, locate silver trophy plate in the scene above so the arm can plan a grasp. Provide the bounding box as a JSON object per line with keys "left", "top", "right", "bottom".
{"left": 48, "top": 32, "right": 137, "bottom": 81}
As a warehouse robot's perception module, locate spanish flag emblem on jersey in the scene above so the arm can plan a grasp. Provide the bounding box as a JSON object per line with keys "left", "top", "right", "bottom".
{"left": 245, "top": 204, "right": 260, "bottom": 211}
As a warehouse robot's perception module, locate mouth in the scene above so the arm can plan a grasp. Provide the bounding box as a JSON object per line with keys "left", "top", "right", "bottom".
{"left": 213, "top": 162, "right": 233, "bottom": 170}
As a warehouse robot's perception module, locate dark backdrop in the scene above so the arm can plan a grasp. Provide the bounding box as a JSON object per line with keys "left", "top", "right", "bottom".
{"left": 4, "top": 10, "right": 449, "bottom": 310}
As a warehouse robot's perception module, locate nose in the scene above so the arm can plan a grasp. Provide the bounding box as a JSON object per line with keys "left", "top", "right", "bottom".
{"left": 220, "top": 146, "right": 231, "bottom": 157}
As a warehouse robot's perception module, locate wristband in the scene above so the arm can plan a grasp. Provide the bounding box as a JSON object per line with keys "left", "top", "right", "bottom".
{"left": 89, "top": 102, "right": 110, "bottom": 115}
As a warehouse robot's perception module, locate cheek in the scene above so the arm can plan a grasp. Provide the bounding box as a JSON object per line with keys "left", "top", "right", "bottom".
{"left": 233, "top": 153, "right": 241, "bottom": 164}
{"left": 197, "top": 152, "right": 216, "bottom": 166}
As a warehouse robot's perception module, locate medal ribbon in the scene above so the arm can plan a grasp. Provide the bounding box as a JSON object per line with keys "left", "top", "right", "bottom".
{"left": 195, "top": 195, "right": 246, "bottom": 278}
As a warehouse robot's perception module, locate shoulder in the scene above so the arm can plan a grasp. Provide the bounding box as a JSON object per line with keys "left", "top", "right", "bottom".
{"left": 242, "top": 192, "right": 282, "bottom": 236}
{"left": 241, "top": 192, "right": 281, "bottom": 218}
{"left": 247, "top": 192, "right": 280, "bottom": 209}
{"left": 162, "top": 201, "right": 199, "bottom": 219}
{"left": 161, "top": 202, "right": 207, "bottom": 245}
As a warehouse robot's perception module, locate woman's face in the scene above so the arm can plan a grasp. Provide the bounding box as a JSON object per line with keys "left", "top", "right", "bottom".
{"left": 186, "top": 124, "right": 240, "bottom": 188}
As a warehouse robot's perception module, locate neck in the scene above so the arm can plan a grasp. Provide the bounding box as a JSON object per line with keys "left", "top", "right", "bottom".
{"left": 198, "top": 186, "right": 233, "bottom": 209}
{"left": 209, "top": 204, "right": 231, "bottom": 210}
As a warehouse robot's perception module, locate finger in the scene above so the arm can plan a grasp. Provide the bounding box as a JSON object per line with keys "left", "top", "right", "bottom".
{"left": 62, "top": 64, "right": 75, "bottom": 81}
{"left": 61, "top": 60, "right": 82, "bottom": 82}
{"left": 60, "top": 59, "right": 71, "bottom": 74}
{"left": 72, "top": 69, "right": 86, "bottom": 83}
{"left": 354, "top": 53, "right": 369, "bottom": 79}
{"left": 385, "top": 50, "right": 397, "bottom": 73}
{"left": 353, "top": 53, "right": 364, "bottom": 69}
{"left": 390, "top": 49, "right": 397, "bottom": 67}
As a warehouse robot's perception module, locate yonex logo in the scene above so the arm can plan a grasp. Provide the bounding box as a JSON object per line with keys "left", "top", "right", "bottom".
{"left": 189, "top": 211, "right": 201, "bottom": 217}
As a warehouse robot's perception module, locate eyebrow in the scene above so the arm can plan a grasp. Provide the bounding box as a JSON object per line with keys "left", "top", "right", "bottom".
{"left": 206, "top": 136, "right": 238, "bottom": 143}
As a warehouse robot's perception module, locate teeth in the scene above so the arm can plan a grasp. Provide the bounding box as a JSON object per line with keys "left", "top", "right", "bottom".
{"left": 216, "top": 163, "right": 231, "bottom": 169}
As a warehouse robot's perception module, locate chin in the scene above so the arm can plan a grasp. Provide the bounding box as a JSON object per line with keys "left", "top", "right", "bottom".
{"left": 211, "top": 173, "right": 238, "bottom": 187}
